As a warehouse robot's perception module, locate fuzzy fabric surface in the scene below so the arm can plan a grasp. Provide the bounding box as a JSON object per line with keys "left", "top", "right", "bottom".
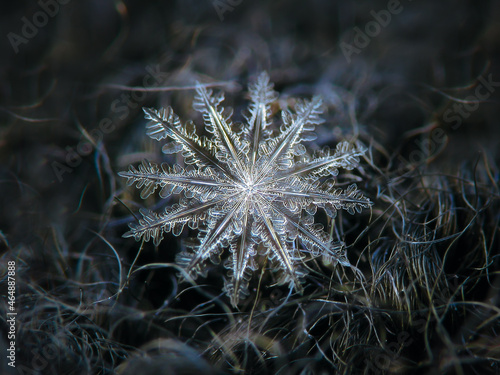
{"left": 1, "top": 1, "right": 499, "bottom": 374}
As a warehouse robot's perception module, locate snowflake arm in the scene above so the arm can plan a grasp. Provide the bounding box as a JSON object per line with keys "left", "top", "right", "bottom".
{"left": 143, "top": 107, "right": 230, "bottom": 176}
{"left": 118, "top": 160, "right": 232, "bottom": 200}
{"left": 181, "top": 195, "right": 244, "bottom": 273}
{"left": 193, "top": 85, "right": 247, "bottom": 181}
{"left": 223, "top": 205, "right": 257, "bottom": 306}
{"left": 276, "top": 141, "right": 367, "bottom": 181}
{"left": 265, "top": 182, "right": 372, "bottom": 216}
{"left": 123, "top": 198, "right": 221, "bottom": 246}
{"left": 244, "top": 72, "right": 277, "bottom": 167}
{"left": 254, "top": 198, "right": 303, "bottom": 290}
{"left": 256, "top": 96, "right": 324, "bottom": 180}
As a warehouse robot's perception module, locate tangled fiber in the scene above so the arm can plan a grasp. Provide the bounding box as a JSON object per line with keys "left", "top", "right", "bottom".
{"left": 1, "top": 1, "right": 499, "bottom": 374}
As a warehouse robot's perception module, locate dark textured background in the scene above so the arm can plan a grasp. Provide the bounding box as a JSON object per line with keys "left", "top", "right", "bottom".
{"left": 1, "top": 1, "right": 499, "bottom": 374}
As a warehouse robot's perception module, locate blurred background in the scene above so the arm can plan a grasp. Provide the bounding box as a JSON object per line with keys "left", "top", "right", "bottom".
{"left": 1, "top": 1, "right": 499, "bottom": 374}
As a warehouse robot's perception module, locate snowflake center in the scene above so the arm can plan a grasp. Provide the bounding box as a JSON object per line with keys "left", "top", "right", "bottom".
{"left": 242, "top": 180, "right": 257, "bottom": 195}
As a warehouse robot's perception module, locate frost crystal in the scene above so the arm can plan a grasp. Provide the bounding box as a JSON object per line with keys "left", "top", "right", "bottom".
{"left": 119, "top": 72, "right": 372, "bottom": 306}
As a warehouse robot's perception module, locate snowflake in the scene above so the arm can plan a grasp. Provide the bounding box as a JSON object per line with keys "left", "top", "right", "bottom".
{"left": 119, "top": 72, "right": 372, "bottom": 306}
